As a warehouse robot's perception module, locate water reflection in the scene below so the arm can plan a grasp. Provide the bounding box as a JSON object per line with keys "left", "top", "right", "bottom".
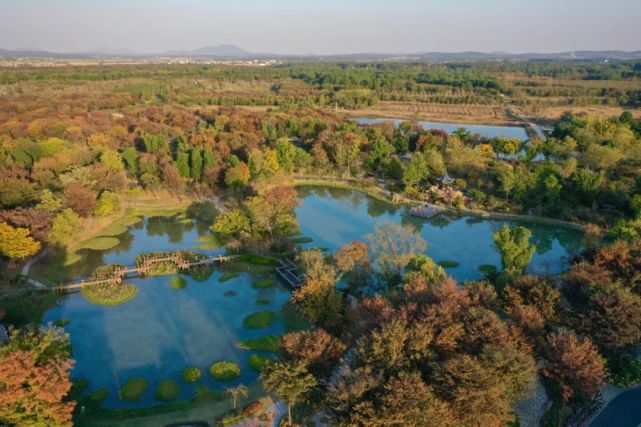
{"left": 295, "top": 186, "right": 583, "bottom": 281}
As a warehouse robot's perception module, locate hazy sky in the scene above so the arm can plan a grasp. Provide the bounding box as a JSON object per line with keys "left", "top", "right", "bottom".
{"left": 1, "top": 0, "right": 640, "bottom": 54}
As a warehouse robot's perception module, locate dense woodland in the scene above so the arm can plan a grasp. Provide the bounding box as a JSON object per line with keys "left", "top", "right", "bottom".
{"left": 1, "top": 62, "right": 641, "bottom": 426}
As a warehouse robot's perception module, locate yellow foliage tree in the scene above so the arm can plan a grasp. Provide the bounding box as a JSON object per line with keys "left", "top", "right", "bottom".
{"left": 0, "top": 222, "right": 41, "bottom": 262}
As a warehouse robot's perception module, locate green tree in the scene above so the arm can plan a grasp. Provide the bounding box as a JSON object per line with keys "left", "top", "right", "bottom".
{"left": 493, "top": 225, "right": 536, "bottom": 274}
{"left": 368, "top": 135, "right": 395, "bottom": 171}
{"left": 189, "top": 148, "right": 203, "bottom": 180}
{"left": 36, "top": 189, "right": 62, "bottom": 212}
{"left": 121, "top": 147, "right": 138, "bottom": 174}
{"left": 275, "top": 139, "right": 297, "bottom": 173}
{"left": 210, "top": 209, "right": 251, "bottom": 238}
{"left": 48, "top": 209, "right": 82, "bottom": 247}
{"left": 260, "top": 360, "right": 316, "bottom": 426}
{"left": 403, "top": 152, "right": 430, "bottom": 189}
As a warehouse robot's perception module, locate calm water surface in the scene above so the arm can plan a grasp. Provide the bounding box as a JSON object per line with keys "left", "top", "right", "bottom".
{"left": 43, "top": 187, "right": 582, "bottom": 408}
{"left": 354, "top": 117, "right": 529, "bottom": 140}
{"left": 295, "top": 186, "right": 583, "bottom": 281}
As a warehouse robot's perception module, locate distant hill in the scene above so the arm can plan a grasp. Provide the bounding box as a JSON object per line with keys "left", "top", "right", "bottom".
{"left": 1, "top": 46, "right": 641, "bottom": 62}
{"left": 164, "top": 44, "right": 253, "bottom": 57}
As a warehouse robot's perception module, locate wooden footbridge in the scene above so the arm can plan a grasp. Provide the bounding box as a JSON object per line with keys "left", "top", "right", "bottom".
{"left": 275, "top": 259, "right": 303, "bottom": 288}
{"left": 53, "top": 253, "right": 234, "bottom": 292}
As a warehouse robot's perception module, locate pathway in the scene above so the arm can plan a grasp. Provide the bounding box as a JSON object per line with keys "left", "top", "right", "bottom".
{"left": 21, "top": 247, "right": 48, "bottom": 289}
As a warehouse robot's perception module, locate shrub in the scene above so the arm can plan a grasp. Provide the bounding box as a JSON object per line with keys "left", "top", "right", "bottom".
{"left": 255, "top": 298, "right": 270, "bottom": 305}
{"left": 236, "top": 335, "right": 281, "bottom": 352}
{"left": 437, "top": 260, "right": 460, "bottom": 268}
{"left": 609, "top": 358, "right": 641, "bottom": 387}
{"left": 290, "top": 236, "right": 313, "bottom": 244}
{"left": 219, "top": 272, "right": 238, "bottom": 283}
{"left": 243, "top": 311, "right": 277, "bottom": 329}
{"left": 87, "top": 388, "right": 109, "bottom": 406}
{"left": 169, "top": 276, "right": 187, "bottom": 289}
{"left": 248, "top": 354, "right": 269, "bottom": 372}
{"left": 224, "top": 290, "right": 238, "bottom": 297}
{"left": 479, "top": 264, "right": 498, "bottom": 275}
{"left": 253, "top": 278, "right": 275, "bottom": 289}
{"left": 193, "top": 385, "right": 225, "bottom": 402}
{"left": 237, "top": 254, "right": 277, "bottom": 266}
{"left": 53, "top": 319, "right": 70, "bottom": 327}
{"left": 209, "top": 361, "right": 241, "bottom": 381}
{"left": 155, "top": 379, "right": 180, "bottom": 401}
{"left": 119, "top": 378, "right": 148, "bottom": 401}
{"left": 181, "top": 367, "right": 202, "bottom": 384}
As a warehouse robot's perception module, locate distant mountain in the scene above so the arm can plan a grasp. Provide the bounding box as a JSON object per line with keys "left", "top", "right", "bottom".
{"left": 1, "top": 46, "right": 641, "bottom": 61}
{"left": 164, "top": 44, "right": 254, "bottom": 58}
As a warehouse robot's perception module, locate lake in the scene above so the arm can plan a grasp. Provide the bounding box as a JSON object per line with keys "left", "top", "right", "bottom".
{"left": 42, "top": 186, "right": 583, "bottom": 408}
{"left": 353, "top": 117, "right": 530, "bottom": 140}
{"left": 295, "top": 186, "right": 583, "bottom": 281}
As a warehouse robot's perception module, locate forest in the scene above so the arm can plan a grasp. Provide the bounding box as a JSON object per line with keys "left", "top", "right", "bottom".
{"left": 1, "top": 61, "right": 641, "bottom": 426}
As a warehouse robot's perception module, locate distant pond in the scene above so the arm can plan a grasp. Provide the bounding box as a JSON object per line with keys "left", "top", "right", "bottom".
{"left": 43, "top": 186, "right": 583, "bottom": 409}
{"left": 353, "top": 117, "right": 530, "bottom": 140}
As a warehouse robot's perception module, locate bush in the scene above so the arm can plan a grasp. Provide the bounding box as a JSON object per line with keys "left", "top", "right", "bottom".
{"left": 224, "top": 290, "right": 238, "bottom": 297}
{"left": 170, "top": 276, "right": 187, "bottom": 289}
{"left": 87, "top": 388, "right": 109, "bottom": 406}
{"left": 248, "top": 354, "right": 269, "bottom": 372}
{"left": 609, "top": 358, "right": 641, "bottom": 387}
{"left": 155, "top": 379, "right": 180, "bottom": 401}
{"left": 82, "top": 283, "right": 138, "bottom": 306}
{"left": 237, "top": 254, "right": 277, "bottom": 266}
{"left": 219, "top": 272, "right": 238, "bottom": 283}
{"left": 479, "top": 264, "right": 498, "bottom": 275}
{"left": 53, "top": 319, "right": 70, "bottom": 327}
{"left": 255, "top": 298, "right": 270, "bottom": 305}
{"left": 181, "top": 367, "right": 202, "bottom": 384}
{"left": 437, "top": 260, "right": 460, "bottom": 268}
{"left": 253, "top": 278, "right": 275, "bottom": 289}
{"left": 209, "top": 361, "right": 241, "bottom": 381}
{"left": 193, "top": 385, "right": 225, "bottom": 402}
{"left": 236, "top": 335, "right": 281, "bottom": 352}
{"left": 290, "top": 236, "right": 313, "bottom": 244}
{"left": 243, "top": 311, "right": 277, "bottom": 329}
{"left": 119, "top": 378, "right": 148, "bottom": 401}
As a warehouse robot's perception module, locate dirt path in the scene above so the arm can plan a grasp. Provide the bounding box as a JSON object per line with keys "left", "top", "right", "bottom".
{"left": 21, "top": 247, "right": 48, "bottom": 289}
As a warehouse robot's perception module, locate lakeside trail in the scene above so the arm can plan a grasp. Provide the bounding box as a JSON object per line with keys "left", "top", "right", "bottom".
{"left": 20, "top": 247, "right": 47, "bottom": 289}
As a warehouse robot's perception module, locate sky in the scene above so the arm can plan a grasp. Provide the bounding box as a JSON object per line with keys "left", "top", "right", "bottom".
{"left": 1, "top": 0, "right": 640, "bottom": 55}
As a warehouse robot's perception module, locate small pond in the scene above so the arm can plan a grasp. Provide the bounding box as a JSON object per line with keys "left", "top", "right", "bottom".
{"left": 353, "top": 117, "right": 529, "bottom": 140}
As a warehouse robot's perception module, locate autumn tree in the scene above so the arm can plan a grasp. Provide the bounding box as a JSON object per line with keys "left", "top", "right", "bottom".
{"left": 493, "top": 225, "right": 536, "bottom": 274}
{"left": 366, "top": 221, "right": 427, "bottom": 284}
{"left": 63, "top": 184, "right": 97, "bottom": 217}
{"left": 0, "top": 327, "right": 75, "bottom": 427}
{"left": 281, "top": 329, "right": 346, "bottom": 377}
{"left": 224, "top": 161, "right": 251, "bottom": 189}
{"left": 335, "top": 241, "right": 370, "bottom": 289}
{"left": 544, "top": 329, "right": 605, "bottom": 400}
{"left": 246, "top": 185, "right": 299, "bottom": 240}
{"left": 0, "top": 222, "right": 41, "bottom": 262}
{"left": 293, "top": 250, "right": 344, "bottom": 331}
{"left": 260, "top": 360, "right": 316, "bottom": 426}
